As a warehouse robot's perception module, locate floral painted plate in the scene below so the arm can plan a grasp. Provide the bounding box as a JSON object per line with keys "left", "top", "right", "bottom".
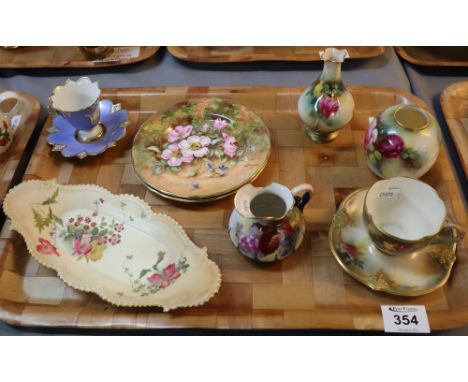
{"left": 132, "top": 98, "right": 271, "bottom": 201}
{"left": 329, "top": 188, "right": 458, "bottom": 296}
{"left": 3, "top": 180, "right": 221, "bottom": 311}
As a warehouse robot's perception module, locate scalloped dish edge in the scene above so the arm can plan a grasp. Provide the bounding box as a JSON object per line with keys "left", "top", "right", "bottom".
{"left": 3, "top": 179, "right": 222, "bottom": 311}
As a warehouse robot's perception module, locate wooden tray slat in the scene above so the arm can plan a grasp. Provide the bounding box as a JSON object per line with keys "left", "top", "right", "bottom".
{"left": 0, "top": 91, "right": 41, "bottom": 225}
{"left": 0, "top": 86, "right": 466, "bottom": 330}
{"left": 396, "top": 47, "right": 468, "bottom": 67}
{"left": 441, "top": 81, "right": 468, "bottom": 177}
{"left": 0, "top": 47, "right": 159, "bottom": 68}
{"left": 168, "top": 47, "right": 385, "bottom": 63}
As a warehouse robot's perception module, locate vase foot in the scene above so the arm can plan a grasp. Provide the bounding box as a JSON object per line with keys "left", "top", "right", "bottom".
{"left": 305, "top": 128, "right": 339, "bottom": 144}
{"left": 75, "top": 124, "right": 106, "bottom": 143}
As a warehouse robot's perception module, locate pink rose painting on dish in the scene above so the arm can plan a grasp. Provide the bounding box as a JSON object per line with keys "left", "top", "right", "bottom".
{"left": 179, "top": 135, "right": 211, "bottom": 158}
{"left": 167, "top": 125, "right": 193, "bottom": 143}
{"left": 136, "top": 99, "right": 271, "bottom": 193}
{"left": 318, "top": 96, "right": 340, "bottom": 119}
{"left": 161, "top": 143, "right": 194, "bottom": 167}
{"left": 36, "top": 238, "right": 60, "bottom": 256}
{"left": 222, "top": 133, "right": 238, "bottom": 158}
{"left": 213, "top": 118, "right": 228, "bottom": 130}
{"left": 73, "top": 234, "right": 93, "bottom": 256}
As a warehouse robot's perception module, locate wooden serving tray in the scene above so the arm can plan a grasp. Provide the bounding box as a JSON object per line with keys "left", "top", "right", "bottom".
{"left": 168, "top": 46, "right": 386, "bottom": 63}
{"left": 0, "top": 86, "right": 466, "bottom": 330}
{"left": 441, "top": 81, "right": 468, "bottom": 177}
{"left": 395, "top": 47, "right": 468, "bottom": 67}
{"left": 0, "top": 47, "right": 159, "bottom": 68}
{"left": 0, "top": 90, "right": 41, "bottom": 226}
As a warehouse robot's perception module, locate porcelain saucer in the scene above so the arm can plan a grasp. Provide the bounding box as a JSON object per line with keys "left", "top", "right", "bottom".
{"left": 329, "top": 188, "right": 458, "bottom": 296}
{"left": 47, "top": 99, "right": 128, "bottom": 159}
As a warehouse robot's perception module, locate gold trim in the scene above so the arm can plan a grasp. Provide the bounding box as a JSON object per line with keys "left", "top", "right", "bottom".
{"left": 136, "top": 156, "right": 268, "bottom": 203}
{"left": 328, "top": 188, "right": 457, "bottom": 297}
{"left": 393, "top": 105, "right": 429, "bottom": 131}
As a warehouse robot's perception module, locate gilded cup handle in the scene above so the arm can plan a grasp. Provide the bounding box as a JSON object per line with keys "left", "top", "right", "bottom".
{"left": 442, "top": 222, "right": 465, "bottom": 243}
{"left": 291, "top": 183, "right": 314, "bottom": 212}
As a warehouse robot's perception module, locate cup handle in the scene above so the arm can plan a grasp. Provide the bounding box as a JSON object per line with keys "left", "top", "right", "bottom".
{"left": 291, "top": 183, "right": 314, "bottom": 212}
{"left": 441, "top": 222, "right": 465, "bottom": 243}
{"left": 0, "top": 91, "right": 30, "bottom": 133}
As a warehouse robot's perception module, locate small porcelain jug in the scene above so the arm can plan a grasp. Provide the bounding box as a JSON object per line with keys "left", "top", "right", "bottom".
{"left": 365, "top": 105, "right": 441, "bottom": 179}
{"left": 228, "top": 182, "right": 313, "bottom": 262}
{"left": 298, "top": 47, "right": 355, "bottom": 143}
{"left": 0, "top": 91, "right": 30, "bottom": 155}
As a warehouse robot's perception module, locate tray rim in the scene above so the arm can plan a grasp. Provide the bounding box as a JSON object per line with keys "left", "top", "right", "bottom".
{"left": 440, "top": 81, "right": 468, "bottom": 177}
{"left": 0, "top": 89, "right": 41, "bottom": 228}
{"left": 168, "top": 46, "right": 386, "bottom": 63}
{"left": 0, "top": 46, "right": 159, "bottom": 69}
{"left": 395, "top": 46, "right": 468, "bottom": 67}
{"left": 0, "top": 85, "right": 466, "bottom": 331}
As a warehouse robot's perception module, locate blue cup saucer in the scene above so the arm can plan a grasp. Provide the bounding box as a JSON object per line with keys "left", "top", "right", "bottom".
{"left": 47, "top": 99, "right": 128, "bottom": 159}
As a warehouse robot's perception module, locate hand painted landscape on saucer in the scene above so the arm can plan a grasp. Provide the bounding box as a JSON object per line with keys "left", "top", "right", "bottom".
{"left": 132, "top": 98, "right": 270, "bottom": 199}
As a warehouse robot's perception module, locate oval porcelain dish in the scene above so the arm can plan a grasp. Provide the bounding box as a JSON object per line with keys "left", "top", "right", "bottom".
{"left": 3, "top": 180, "right": 221, "bottom": 311}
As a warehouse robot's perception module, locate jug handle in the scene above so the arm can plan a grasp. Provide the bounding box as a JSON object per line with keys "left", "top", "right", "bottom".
{"left": 291, "top": 184, "right": 314, "bottom": 212}
{"left": 436, "top": 222, "right": 465, "bottom": 244}
{"left": 0, "top": 91, "right": 29, "bottom": 134}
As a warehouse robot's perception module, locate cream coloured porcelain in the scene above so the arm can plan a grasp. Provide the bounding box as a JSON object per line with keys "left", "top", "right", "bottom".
{"left": 0, "top": 91, "right": 31, "bottom": 155}
{"left": 228, "top": 182, "right": 314, "bottom": 262}
{"left": 3, "top": 180, "right": 221, "bottom": 311}
{"left": 49, "top": 77, "right": 101, "bottom": 135}
{"left": 364, "top": 105, "right": 441, "bottom": 179}
{"left": 363, "top": 177, "right": 463, "bottom": 256}
{"left": 50, "top": 77, "right": 100, "bottom": 113}
{"left": 298, "top": 47, "right": 355, "bottom": 143}
{"left": 329, "top": 188, "right": 460, "bottom": 296}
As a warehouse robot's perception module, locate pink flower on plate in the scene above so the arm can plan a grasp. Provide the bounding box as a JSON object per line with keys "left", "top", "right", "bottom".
{"left": 147, "top": 263, "right": 181, "bottom": 289}
{"left": 179, "top": 135, "right": 211, "bottom": 158}
{"left": 73, "top": 234, "right": 93, "bottom": 256}
{"left": 114, "top": 223, "right": 124, "bottom": 233}
{"left": 109, "top": 234, "right": 121, "bottom": 245}
{"left": 364, "top": 118, "right": 379, "bottom": 150}
{"left": 161, "top": 143, "right": 194, "bottom": 167}
{"left": 213, "top": 118, "right": 228, "bottom": 130}
{"left": 341, "top": 243, "right": 358, "bottom": 257}
{"left": 318, "top": 96, "right": 340, "bottom": 119}
{"left": 167, "top": 125, "right": 193, "bottom": 143}
{"left": 36, "top": 238, "right": 60, "bottom": 256}
{"left": 222, "top": 133, "right": 237, "bottom": 158}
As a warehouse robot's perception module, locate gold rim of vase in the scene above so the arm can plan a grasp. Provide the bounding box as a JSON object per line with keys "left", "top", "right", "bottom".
{"left": 393, "top": 105, "right": 430, "bottom": 131}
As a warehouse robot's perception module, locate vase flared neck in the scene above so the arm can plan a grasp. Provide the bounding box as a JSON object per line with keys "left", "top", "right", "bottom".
{"left": 320, "top": 61, "right": 342, "bottom": 82}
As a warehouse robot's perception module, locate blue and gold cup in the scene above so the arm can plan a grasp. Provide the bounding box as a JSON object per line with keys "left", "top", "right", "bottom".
{"left": 49, "top": 77, "right": 103, "bottom": 142}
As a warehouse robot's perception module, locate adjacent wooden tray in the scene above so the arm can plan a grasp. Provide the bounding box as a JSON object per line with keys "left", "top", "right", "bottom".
{"left": 168, "top": 46, "right": 386, "bottom": 63}
{"left": 0, "top": 47, "right": 159, "bottom": 68}
{"left": 441, "top": 81, "right": 468, "bottom": 177}
{"left": 395, "top": 47, "right": 468, "bottom": 67}
{"left": 0, "top": 90, "right": 41, "bottom": 226}
{"left": 0, "top": 86, "right": 466, "bottom": 330}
